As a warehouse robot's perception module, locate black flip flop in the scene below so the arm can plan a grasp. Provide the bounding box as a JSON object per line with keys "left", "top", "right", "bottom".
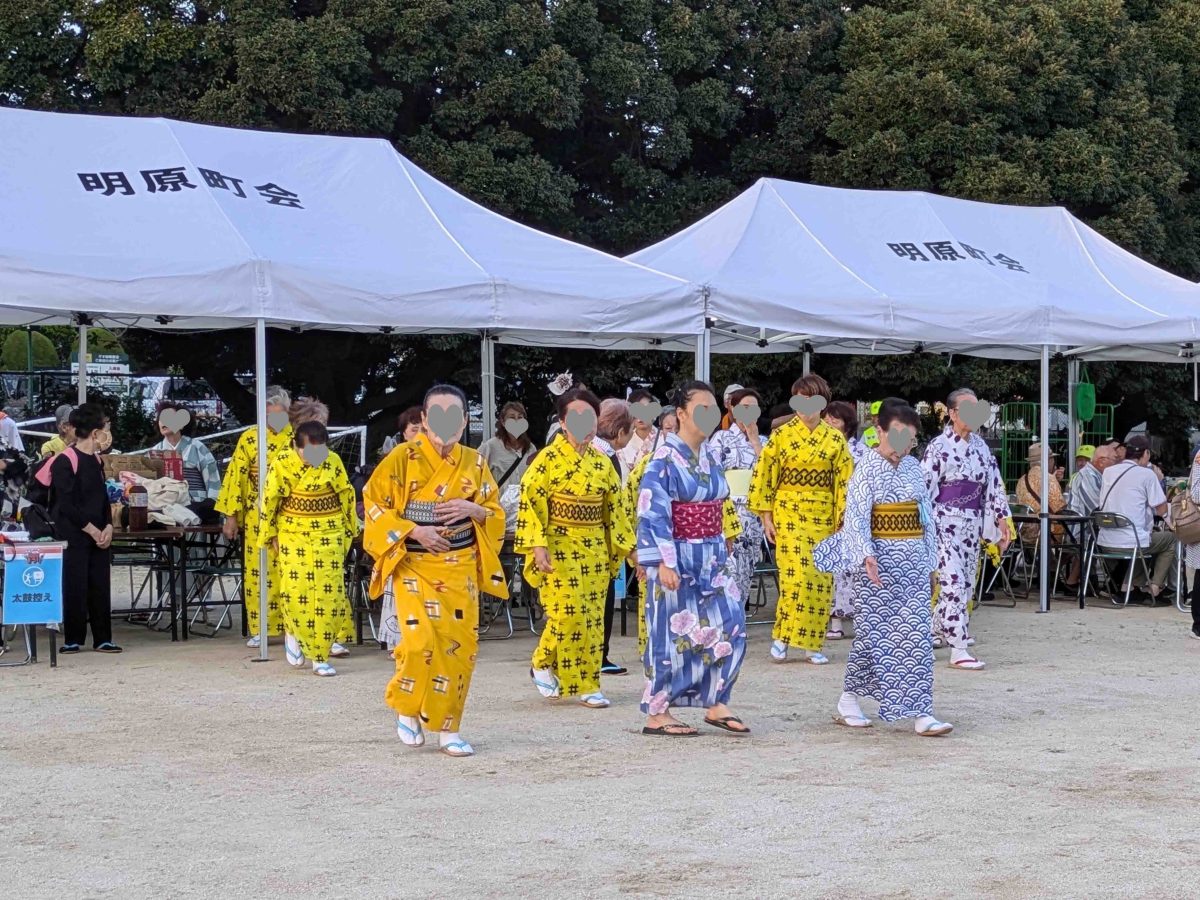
{"left": 94, "top": 642, "right": 123, "bottom": 654}
{"left": 59, "top": 644, "right": 82, "bottom": 654}
{"left": 642, "top": 723, "right": 698, "bottom": 737}
{"left": 703, "top": 715, "right": 751, "bottom": 735}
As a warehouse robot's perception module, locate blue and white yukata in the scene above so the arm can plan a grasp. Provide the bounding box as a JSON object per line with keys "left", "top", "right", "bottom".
{"left": 635, "top": 433, "right": 745, "bottom": 715}
{"left": 814, "top": 450, "right": 939, "bottom": 721}
{"left": 708, "top": 426, "right": 764, "bottom": 604}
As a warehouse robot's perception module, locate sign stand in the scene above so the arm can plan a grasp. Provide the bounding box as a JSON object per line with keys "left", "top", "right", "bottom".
{"left": 1, "top": 541, "right": 65, "bottom": 668}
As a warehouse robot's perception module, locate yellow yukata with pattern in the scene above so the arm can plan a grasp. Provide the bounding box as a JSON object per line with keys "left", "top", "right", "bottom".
{"left": 516, "top": 434, "right": 634, "bottom": 698}
{"left": 364, "top": 435, "right": 507, "bottom": 734}
{"left": 258, "top": 449, "right": 359, "bottom": 662}
{"left": 749, "top": 419, "right": 853, "bottom": 652}
{"left": 215, "top": 424, "right": 294, "bottom": 636}
{"left": 626, "top": 450, "right": 741, "bottom": 657}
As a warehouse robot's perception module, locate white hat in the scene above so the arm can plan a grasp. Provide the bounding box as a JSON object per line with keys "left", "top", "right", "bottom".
{"left": 723, "top": 383, "right": 744, "bottom": 402}
{"left": 548, "top": 371, "right": 573, "bottom": 397}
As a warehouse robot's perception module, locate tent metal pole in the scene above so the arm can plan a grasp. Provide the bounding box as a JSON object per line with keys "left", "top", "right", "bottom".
{"left": 77, "top": 324, "right": 88, "bottom": 404}
{"left": 1038, "top": 344, "right": 1051, "bottom": 614}
{"left": 1066, "top": 358, "right": 1078, "bottom": 470}
{"left": 694, "top": 328, "right": 711, "bottom": 383}
{"left": 253, "top": 317, "right": 270, "bottom": 661}
{"left": 802, "top": 348, "right": 811, "bottom": 376}
{"left": 480, "top": 334, "right": 496, "bottom": 448}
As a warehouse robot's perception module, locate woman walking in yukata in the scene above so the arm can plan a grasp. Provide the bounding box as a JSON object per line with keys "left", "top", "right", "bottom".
{"left": 259, "top": 421, "right": 359, "bottom": 676}
{"left": 516, "top": 387, "right": 635, "bottom": 709}
{"left": 708, "top": 387, "right": 765, "bottom": 610}
{"left": 748, "top": 374, "right": 854, "bottom": 665}
{"left": 814, "top": 403, "right": 954, "bottom": 736}
{"left": 636, "top": 381, "right": 748, "bottom": 737}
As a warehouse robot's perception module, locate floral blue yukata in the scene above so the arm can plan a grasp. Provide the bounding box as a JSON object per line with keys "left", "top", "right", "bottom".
{"left": 635, "top": 433, "right": 745, "bottom": 715}
{"left": 814, "top": 450, "right": 939, "bottom": 721}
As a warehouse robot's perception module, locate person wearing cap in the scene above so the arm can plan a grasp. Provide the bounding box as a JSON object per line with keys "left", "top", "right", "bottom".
{"left": 861, "top": 400, "right": 883, "bottom": 448}
{"left": 1015, "top": 443, "right": 1068, "bottom": 547}
{"left": 1072, "top": 444, "right": 1095, "bottom": 480}
{"left": 719, "top": 383, "right": 744, "bottom": 431}
{"left": 40, "top": 404, "right": 76, "bottom": 457}
{"left": 1096, "top": 434, "right": 1174, "bottom": 602}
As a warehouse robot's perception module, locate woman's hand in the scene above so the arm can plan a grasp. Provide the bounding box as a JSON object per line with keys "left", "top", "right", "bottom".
{"left": 929, "top": 570, "right": 939, "bottom": 593}
{"left": 726, "top": 538, "right": 735, "bottom": 554}
{"left": 865, "top": 556, "right": 882, "bottom": 587}
{"left": 658, "top": 565, "right": 681, "bottom": 591}
{"left": 761, "top": 512, "right": 776, "bottom": 545}
{"left": 532, "top": 547, "right": 554, "bottom": 574}
{"left": 97, "top": 524, "right": 114, "bottom": 549}
{"left": 222, "top": 516, "right": 239, "bottom": 541}
{"left": 626, "top": 550, "right": 638, "bottom": 567}
{"left": 411, "top": 525, "right": 451, "bottom": 553}
{"left": 436, "top": 499, "right": 486, "bottom": 523}
{"left": 269, "top": 537, "right": 279, "bottom": 555}
{"left": 635, "top": 565, "right": 647, "bottom": 583}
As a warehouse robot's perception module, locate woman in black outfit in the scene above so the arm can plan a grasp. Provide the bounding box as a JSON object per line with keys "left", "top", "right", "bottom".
{"left": 52, "top": 403, "right": 119, "bottom": 654}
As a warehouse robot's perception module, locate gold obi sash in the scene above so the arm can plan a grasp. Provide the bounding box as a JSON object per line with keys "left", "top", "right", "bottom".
{"left": 870, "top": 502, "right": 923, "bottom": 539}
{"left": 281, "top": 489, "right": 341, "bottom": 517}
{"left": 778, "top": 466, "right": 834, "bottom": 492}
{"left": 548, "top": 493, "right": 604, "bottom": 528}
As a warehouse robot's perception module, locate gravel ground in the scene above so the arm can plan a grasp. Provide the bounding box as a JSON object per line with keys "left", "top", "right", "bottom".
{"left": 2, "top": 592, "right": 1197, "bottom": 900}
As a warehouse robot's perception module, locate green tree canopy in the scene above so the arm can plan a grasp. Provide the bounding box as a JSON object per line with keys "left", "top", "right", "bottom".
{"left": 0, "top": 329, "right": 59, "bottom": 370}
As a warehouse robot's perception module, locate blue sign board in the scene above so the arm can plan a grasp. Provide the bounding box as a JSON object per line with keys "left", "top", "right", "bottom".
{"left": 2, "top": 541, "right": 65, "bottom": 626}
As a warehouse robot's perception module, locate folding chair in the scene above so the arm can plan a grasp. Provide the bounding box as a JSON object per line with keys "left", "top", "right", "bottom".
{"left": 186, "top": 536, "right": 243, "bottom": 638}
{"left": 1084, "top": 511, "right": 1153, "bottom": 607}
{"left": 747, "top": 536, "right": 778, "bottom": 624}
{"left": 343, "top": 544, "right": 378, "bottom": 645}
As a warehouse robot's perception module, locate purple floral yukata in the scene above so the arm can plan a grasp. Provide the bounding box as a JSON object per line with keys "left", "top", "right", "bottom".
{"left": 636, "top": 434, "right": 746, "bottom": 715}
{"left": 921, "top": 426, "right": 1010, "bottom": 649}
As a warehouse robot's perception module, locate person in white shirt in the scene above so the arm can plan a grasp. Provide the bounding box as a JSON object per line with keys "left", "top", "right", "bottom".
{"left": 619, "top": 388, "right": 661, "bottom": 470}
{"left": 1096, "top": 435, "right": 1174, "bottom": 600}
{"left": 0, "top": 408, "right": 25, "bottom": 453}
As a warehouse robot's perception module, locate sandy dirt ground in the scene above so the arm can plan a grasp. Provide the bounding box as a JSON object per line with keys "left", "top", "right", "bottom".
{"left": 2, "top": 589, "right": 1197, "bottom": 900}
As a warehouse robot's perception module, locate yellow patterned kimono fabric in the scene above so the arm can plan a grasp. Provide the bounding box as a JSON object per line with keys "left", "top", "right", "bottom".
{"left": 364, "top": 435, "right": 506, "bottom": 733}
{"left": 215, "top": 424, "right": 294, "bottom": 636}
{"left": 516, "top": 434, "right": 634, "bottom": 698}
{"left": 626, "top": 451, "right": 742, "bottom": 657}
{"left": 749, "top": 419, "right": 853, "bottom": 652}
{"left": 259, "top": 450, "right": 359, "bottom": 662}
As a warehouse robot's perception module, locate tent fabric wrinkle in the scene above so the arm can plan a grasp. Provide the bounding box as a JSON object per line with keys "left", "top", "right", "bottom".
{"left": 629, "top": 177, "right": 1200, "bottom": 360}
{"left": 0, "top": 107, "right": 703, "bottom": 340}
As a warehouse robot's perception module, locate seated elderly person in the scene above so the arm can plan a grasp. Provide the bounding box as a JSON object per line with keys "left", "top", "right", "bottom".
{"left": 1015, "top": 443, "right": 1068, "bottom": 544}
{"left": 40, "top": 404, "right": 76, "bottom": 458}
{"left": 1071, "top": 443, "right": 1116, "bottom": 518}
{"left": 151, "top": 402, "right": 222, "bottom": 524}
{"left": 1096, "top": 435, "right": 1174, "bottom": 602}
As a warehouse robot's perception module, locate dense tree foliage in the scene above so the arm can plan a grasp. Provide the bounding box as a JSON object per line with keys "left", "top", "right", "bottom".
{"left": 3, "top": 1, "right": 1198, "bottom": 459}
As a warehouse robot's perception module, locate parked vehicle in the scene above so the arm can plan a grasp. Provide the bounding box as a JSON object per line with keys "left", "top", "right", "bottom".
{"left": 129, "top": 376, "right": 228, "bottom": 424}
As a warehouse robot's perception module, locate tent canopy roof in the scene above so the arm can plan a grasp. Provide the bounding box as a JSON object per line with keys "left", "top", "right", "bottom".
{"left": 0, "top": 108, "right": 702, "bottom": 341}
{"left": 629, "top": 178, "right": 1200, "bottom": 360}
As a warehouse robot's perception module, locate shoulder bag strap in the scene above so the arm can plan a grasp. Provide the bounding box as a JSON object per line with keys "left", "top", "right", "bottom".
{"left": 495, "top": 450, "right": 525, "bottom": 490}
{"left": 1098, "top": 465, "right": 1135, "bottom": 512}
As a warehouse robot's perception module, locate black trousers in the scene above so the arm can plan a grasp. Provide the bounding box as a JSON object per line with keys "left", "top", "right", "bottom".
{"left": 602, "top": 578, "right": 616, "bottom": 662}
{"left": 1191, "top": 570, "right": 1200, "bottom": 631}
{"left": 189, "top": 497, "right": 220, "bottom": 525}
{"left": 62, "top": 538, "right": 112, "bottom": 648}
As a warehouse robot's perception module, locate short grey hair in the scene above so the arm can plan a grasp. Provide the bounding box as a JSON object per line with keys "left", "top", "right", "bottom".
{"left": 596, "top": 398, "right": 633, "bottom": 441}
{"left": 265, "top": 385, "right": 291, "bottom": 408}
{"left": 947, "top": 388, "right": 976, "bottom": 410}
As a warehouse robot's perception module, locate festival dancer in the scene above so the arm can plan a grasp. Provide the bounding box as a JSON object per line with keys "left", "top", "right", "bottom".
{"left": 748, "top": 374, "right": 853, "bottom": 664}
{"left": 363, "top": 384, "right": 507, "bottom": 757}
{"left": 708, "top": 387, "right": 765, "bottom": 606}
{"left": 216, "top": 385, "right": 294, "bottom": 647}
{"left": 636, "top": 382, "right": 748, "bottom": 737}
{"left": 814, "top": 402, "right": 954, "bottom": 736}
{"left": 259, "top": 421, "right": 359, "bottom": 676}
{"left": 922, "top": 388, "right": 1010, "bottom": 670}
{"left": 516, "top": 387, "right": 634, "bottom": 709}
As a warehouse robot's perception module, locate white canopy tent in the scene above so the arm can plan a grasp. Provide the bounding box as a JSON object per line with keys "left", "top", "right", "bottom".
{"left": 0, "top": 107, "right": 705, "bottom": 655}
{"left": 630, "top": 177, "right": 1200, "bottom": 612}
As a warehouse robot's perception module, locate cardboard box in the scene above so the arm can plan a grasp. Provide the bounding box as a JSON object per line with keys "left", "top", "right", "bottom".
{"left": 103, "top": 454, "right": 164, "bottom": 481}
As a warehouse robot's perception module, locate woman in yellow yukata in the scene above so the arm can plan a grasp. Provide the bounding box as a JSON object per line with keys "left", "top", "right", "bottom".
{"left": 216, "top": 385, "right": 294, "bottom": 648}
{"left": 363, "top": 384, "right": 507, "bottom": 759}
{"left": 748, "top": 374, "right": 854, "bottom": 665}
{"left": 259, "top": 421, "right": 359, "bottom": 676}
{"left": 516, "top": 387, "right": 635, "bottom": 709}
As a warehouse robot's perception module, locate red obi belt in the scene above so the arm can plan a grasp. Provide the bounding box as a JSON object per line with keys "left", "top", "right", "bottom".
{"left": 671, "top": 500, "right": 723, "bottom": 540}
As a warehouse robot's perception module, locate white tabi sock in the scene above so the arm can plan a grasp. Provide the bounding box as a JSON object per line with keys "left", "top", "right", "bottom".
{"left": 439, "top": 731, "right": 462, "bottom": 748}
{"left": 915, "top": 715, "right": 938, "bottom": 732}
{"left": 838, "top": 692, "right": 865, "bottom": 720}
